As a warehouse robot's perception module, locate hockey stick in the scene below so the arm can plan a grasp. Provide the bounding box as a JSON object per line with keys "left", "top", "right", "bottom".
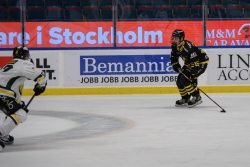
{"left": 179, "top": 70, "right": 226, "bottom": 113}
{"left": 23, "top": 94, "right": 36, "bottom": 113}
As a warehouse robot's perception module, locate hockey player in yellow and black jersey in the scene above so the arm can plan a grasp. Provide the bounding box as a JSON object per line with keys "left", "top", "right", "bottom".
{"left": 170, "top": 29, "right": 209, "bottom": 108}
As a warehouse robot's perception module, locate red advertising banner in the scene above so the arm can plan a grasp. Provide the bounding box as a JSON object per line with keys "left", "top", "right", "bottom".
{"left": 0, "top": 21, "right": 202, "bottom": 48}
{"left": 0, "top": 56, "right": 12, "bottom": 67}
{"left": 0, "top": 20, "right": 249, "bottom": 48}
{"left": 207, "top": 20, "right": 250, "bottom": 46}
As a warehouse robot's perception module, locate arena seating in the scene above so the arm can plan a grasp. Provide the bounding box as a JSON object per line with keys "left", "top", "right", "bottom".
{"left": 1, "top": 0, "right": 249, "bottom": 21}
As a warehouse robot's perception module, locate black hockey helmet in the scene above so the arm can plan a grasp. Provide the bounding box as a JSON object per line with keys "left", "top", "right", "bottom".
{"left": 13, "top": 46, "right": 30, "bottom": 59}
{"left": 172, "top": 29, "right": 185, "bottom": 39}
{"left": 171, "top": 29, "right": 185, "bottom": 46}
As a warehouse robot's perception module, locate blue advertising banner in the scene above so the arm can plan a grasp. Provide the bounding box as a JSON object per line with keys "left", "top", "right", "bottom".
{"left": 64, "top": 51, "right": 179, "bottom": 87}
{"left": 80, "top": 55, "right": 175, "bottom": 75}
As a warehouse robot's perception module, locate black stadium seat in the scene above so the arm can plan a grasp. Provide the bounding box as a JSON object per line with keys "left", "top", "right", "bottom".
{"left": 44, "top": 0, "right": 63, "bottom": 7}
{"left": 137, "top": 5, "right": 155, "bottom": 19}
{"left": 83, "top": 6, "right": 101, "bottom": 20}
{"left": 173, "top": 5, "right": 190, "bottom": 18}
{"left": 191, "top": 5, "right": 202, "bottom": 18}
{"left": 0, "top": 0, "right": 7, "bottom": 6}
{"left": 46, "top": 6, "right": 64, "bottom": 20}
{"left": 226, "top": 4, "right": 243, "bottom": 18}
{"left": 119, "top": 5, "right": 137, "bottom": 20}
{"left": 65, "top": 6, "right": 83, "bottom": 20}
{"left": 155, "top": 5, "right": 173, "bottom": 19}
{"left": 64, "top": 0, "right": 81, "bottom": 7}
{"left": 170, "top": 0, "right": 186, "bottom": 6}
{"left": 101, "top": 5, "right": 112, "bottom": 20}
{"left": 9, "top": 6, "right": 20, "bottom": 21}
{"left": 81, "top": 0, "right": 98, "bottom": 7}
{"left": 209, "top": 4, "right": 226, "bottom": 18}
{"left": 0, "top": 6, "right": 8, "bottom": 21}
{"left": 26, "top": 0, "right": 44, "bottom": 7}
{"left": 27, "top": 6, "right": 46, "bottom": 20}
{"left": 152, "top": 0, "right": 170, "bottom": 7}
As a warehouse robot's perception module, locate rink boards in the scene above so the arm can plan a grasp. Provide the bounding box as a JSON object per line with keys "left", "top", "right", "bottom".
{"left": 0, "top": 48, "right": 250, "bottom": 95}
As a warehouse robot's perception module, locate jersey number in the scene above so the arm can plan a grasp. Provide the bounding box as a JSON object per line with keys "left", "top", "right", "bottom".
{"left": 1, "top": 65, "right": 13, "bottom": 72}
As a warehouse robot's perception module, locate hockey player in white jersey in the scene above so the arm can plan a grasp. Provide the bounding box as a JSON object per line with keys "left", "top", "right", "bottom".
{"left": 0, "top": 46, "right": 47, "bottom": 151}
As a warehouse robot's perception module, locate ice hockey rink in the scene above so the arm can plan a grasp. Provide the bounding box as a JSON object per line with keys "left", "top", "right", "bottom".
{"left": 1, "top": 93, "right": 250, "bottom": 167}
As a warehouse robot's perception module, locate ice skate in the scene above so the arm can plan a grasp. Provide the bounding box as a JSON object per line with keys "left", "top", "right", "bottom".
{"left": 0, "top": 140, "right": 5, "bottom": 152}
{"left": 188, "top": 94, "right": 202, "bottom": 108}
{"left": 0, "top": 132, "right": 14, "bottom": 145}
{"left": 175, "top": 98, "right": 190, "bottom": 107}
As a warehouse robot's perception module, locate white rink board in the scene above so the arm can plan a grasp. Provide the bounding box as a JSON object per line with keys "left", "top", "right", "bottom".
{"left": 63, "top": 49, "right": 208, "bottom": 87}
{"left": 25, "top": 51, "right": 60, "bottom": 87}
{"left": 4, "top": 48, "right": 250, "bottom": 88}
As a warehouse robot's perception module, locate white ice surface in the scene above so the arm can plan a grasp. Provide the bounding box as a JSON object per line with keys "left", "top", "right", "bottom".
{"left": 1, "top": 93, "right": 250, "bottom": 167}
{"left": 0, "top": 114, "right": 78, "bottom": 138}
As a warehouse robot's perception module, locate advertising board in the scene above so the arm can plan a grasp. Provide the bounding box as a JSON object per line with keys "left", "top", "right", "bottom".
{"left": 24, "top": 51, "right": 60, "bottom": 87}
{"left": 64, "top": 51, "right": 178, "bottom": 87}
{"left": 207, "top": 20, "right": 250, "bottom": 46}
{"left": 1, "top": 20, "right": 249, "bottom": 48}
{"left": 0, "top": 52, "right": 60, "bottom": 87}
{"left": 0, "top": 56, "right": 12, "bottom": 67}
{"left": 207, "top": 48, "right": 250, "bottom": 85}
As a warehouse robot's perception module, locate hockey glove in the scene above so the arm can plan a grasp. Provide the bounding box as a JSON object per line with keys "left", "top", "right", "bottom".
{"left": 21, "top": 101, "right": 25, "bottom": 108}
{"left": 172, "top": 63, "right": 182, "bottom": 73}
{"left": 190, "top": 74, "right": 198, "bottom": 87}
{"left": 33, "top": 82, "right": 47, "bottom": 96}
{"left": 21, "top": 101, "right": 29, "bottom": 113}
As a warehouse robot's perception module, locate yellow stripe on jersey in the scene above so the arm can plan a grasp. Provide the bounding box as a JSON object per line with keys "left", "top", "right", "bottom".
{"left": 199, "top": 49, "right": 206, "bottom": 54}
{"left": 0, "top": 88, "right": 15, "bottom": 97}
{"left": 8, "top": 60, "right": 18, "bottom": 65}
{"left": 200, "top": 60, "right": 210, "bottom": 64}
{"left": 177, "top": 41, "right": 185, "bottom": 52}
{"left": 171, "top": 62, "right": 179, "bottom": 66}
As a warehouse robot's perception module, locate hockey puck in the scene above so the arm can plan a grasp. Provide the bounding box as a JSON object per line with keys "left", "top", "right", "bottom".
{"left": 221, "top": 110, "right": 226, "bottom": 113}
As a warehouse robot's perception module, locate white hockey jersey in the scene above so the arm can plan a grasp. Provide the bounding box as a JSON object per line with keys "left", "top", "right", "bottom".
{"left": 0, "top": 59, "right": 46, "bottom": 103}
